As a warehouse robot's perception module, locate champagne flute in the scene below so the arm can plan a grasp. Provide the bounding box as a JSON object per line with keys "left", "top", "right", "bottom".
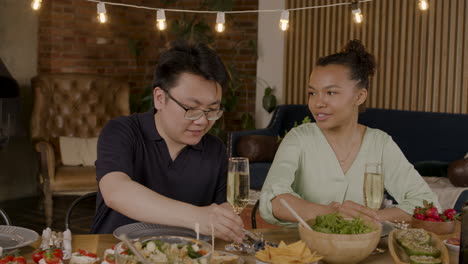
{"left": 363, "top": 163, "right": 384, "bottom": 210}
{"left": 225, "top": 157, "right": 250, "bottom": 252}
{"left": 363, "top": 163, "right": 385, "bottom": 254}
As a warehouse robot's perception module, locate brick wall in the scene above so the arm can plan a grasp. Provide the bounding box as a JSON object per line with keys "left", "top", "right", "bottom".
{"left": 38, "top": 0, "right": 258, "bottom": 131}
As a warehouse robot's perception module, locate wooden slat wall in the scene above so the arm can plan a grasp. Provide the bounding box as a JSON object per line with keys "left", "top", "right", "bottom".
{"left": 284, "top": 0, "right": 468, "bottom": 114}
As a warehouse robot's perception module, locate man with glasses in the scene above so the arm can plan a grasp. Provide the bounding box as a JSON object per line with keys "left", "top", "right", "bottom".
{"left": 91, "top": 40, "right": 245, "bottom": 243}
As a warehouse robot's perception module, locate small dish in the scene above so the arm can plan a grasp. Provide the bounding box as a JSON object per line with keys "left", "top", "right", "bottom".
{"left": 443, "top": 238, "right": 460, "bottom": 252}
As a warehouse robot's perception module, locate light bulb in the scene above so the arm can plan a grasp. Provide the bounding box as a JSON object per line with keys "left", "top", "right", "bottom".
{"left": 157, "top": 20, "right": 167, "bottom": 30}
{"left": 97, "top": 2, "right": 107, "bottom": 24}
{"left": 351, "top": 3, "right": 363, "bottom": 24}
{"left": 279, "top": 10, "right": 289, "bottom": 31}
{"left": 418, "top": 0, "right": 429, "bottom": 11}
{"left": 215, "top": 23, "right": 225, "bottom": 33}
{"left": 98, "top": 13, "right": 107, "bottom": 23}
{"left": 353, "top": 11, "right": 363, "bottom": 23}
{"left": 156, "top": 10, "right": 167, "bottom": 31}
{"left": 31, "top": 0, "right": 42, "bottom": 10}
{"left": 215, "top": 12, "right": 225, "bottom": 33}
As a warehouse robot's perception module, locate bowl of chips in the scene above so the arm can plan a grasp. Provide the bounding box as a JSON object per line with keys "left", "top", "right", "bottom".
{"left": 255, "top": 240, "right": 322, "bottom": 264}
{"left": 298, "top": 213, "right": 382, "bottom": 264}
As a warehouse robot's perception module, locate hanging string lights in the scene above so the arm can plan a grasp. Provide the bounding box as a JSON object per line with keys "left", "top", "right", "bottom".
{"left": 279, "top": 11, "right": 290, "bottom": 31}
{"left": 31, "top": 0, "right": 430, "bottom": 30}
{"left": 156, "top": 9, "right": 167, "bottom": 31}
{"left": 215, "top": 12, "right": 225, "bottom": 33}
{"left": 418, "top": 0, "right": 429, "bottom": 11}
{"left": 351, "top": 2, "right": 363, "bottom": 24}
{"left": 97, "top": 2, "right": 107, "bottom": 23}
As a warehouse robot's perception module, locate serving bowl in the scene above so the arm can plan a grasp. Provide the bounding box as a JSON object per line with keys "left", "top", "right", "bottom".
{"left": 115, "top": 235, "right": 212, "bottom": 264}
{"left": 411, "top": 218, "right": 456, "bottom": 235}
{"left": 298, "top": 220, "right": 382, "bottom": 264}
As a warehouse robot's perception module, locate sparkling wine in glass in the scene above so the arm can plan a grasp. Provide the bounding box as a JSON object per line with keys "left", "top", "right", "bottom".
{"left": 364, "top": 163, "right": 384, "bottom": 210}
{"left": 364, "top": 163, "right": 385, "bottom": 254}
{"left": 225, "top": 157, "right": 250, "bottom": 252}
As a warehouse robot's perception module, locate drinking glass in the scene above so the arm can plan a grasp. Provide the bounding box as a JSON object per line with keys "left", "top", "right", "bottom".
{"left": 363, "top": 163, "right": 384, "bottom": 210}
{"left": 363, "top": 163, "right": 385, "bottom": 254}
{"left": 225, "top": 157, "right": 250, "bottom": 252}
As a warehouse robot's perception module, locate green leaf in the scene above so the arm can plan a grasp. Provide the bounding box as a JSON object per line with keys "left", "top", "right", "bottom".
{"left": 241, "top": 112, "right": 255, "bottom": 130}
{"left": 262, "top": 94, "right": 276, "bottom": 113}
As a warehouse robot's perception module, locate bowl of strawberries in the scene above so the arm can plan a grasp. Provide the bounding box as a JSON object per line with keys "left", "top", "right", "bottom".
{"left": 410, "top": 200, "right": 459, "bottom": 235}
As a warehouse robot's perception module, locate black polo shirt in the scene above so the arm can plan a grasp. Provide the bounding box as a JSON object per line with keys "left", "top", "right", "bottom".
{"left": 90, "top": 109, "right": 227, "bottom": 234}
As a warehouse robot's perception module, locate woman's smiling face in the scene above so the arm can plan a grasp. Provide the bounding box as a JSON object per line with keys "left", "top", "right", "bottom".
{"left": 307, "top": 64, "right": 367, "bottom": 131}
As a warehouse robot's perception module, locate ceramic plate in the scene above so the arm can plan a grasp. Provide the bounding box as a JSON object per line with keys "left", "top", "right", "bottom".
{"left": 113, "top": 222, "right": 210, "bottom": 241}
{"left": 0, "top": 225, "right": 39, "bottom": 251}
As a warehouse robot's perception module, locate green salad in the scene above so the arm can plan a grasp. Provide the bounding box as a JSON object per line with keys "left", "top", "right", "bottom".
{"left": 311, "top": 213, "right": 375, "bottom": 234}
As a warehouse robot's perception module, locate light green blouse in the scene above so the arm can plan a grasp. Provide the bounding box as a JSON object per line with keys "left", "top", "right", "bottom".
{"left": 259, "top": 123, "right": 441, "bottom": 226}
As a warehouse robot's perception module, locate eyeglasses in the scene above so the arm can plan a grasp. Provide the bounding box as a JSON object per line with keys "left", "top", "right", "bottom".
{"left": 162, "top": 89, "right": 224, "bottom": 121}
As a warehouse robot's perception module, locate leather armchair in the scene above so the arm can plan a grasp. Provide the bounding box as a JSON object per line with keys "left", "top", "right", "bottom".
{"left": 31, "top": 73, "right": 130, "bottom": 226}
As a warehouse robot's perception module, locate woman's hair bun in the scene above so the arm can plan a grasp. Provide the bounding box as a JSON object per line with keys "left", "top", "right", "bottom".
{"left": 343, "top": 39, "right": 367, "bottom": 55}
{"left": 343, "top": 39, "right": 376, "bottom": 77}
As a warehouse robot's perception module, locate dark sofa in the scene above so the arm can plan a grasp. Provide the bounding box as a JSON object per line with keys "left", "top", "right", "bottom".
{"left": 228, "top": 104, "right": 468, "bottom": 211}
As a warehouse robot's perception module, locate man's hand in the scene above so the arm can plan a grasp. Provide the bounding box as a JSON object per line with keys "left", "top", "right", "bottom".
{"left": 329, "top": 200, "right": 380, "bottom": 223}
{"left": 196, "top": 203, "right": 244, "bottom": 243}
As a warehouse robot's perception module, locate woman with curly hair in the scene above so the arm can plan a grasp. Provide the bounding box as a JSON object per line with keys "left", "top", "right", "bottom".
{"left": 259, "top": 40, "right": 440, "bottom": 226}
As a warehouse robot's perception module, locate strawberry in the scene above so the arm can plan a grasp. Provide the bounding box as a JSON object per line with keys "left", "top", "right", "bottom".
{"left": 425, "top": 207, "right": 439, "bottom": 219}
{"left": 414, "top": 213, "right": 426, "bottom": 220}
{"left": 444, "top": 209, "right": 457, "bottom": 219}
{"left": 425, "top": 217, "right": 438, "bottom": 222}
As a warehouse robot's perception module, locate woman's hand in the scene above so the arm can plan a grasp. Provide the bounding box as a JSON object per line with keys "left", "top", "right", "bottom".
{"left": 329, "top": 200, "right": 380, "bottom": 223}
{"left": 196, "top": 203, "right": 245, "bottom": 243}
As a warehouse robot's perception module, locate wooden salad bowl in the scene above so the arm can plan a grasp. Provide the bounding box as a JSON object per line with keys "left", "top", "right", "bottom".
{"left": 298, "top": 220, "right": 382, "bottom": 264}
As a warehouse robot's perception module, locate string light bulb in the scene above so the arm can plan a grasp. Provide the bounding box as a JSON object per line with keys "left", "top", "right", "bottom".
{"left": 97, "top": 2, "right": 107, "bottom": 23}
{"left": 215, "top": 12, "right": 225, "bottom": 33}
{"left": 156, "top": 9, "right": 167, "bottom": 30}
{"left": 31, "top": 0, "right": 42, "bottom": 10}
{"left": 418, "top": 0, "right": 429, "bottom": 11}
{"left": 279, "top": 11, "right": 289, "bottom": 31}
{"left": 351, "top": 2, "right": 363, "bottom": 24}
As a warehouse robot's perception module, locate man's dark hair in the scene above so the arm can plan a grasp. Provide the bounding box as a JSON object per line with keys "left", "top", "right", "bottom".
{"left": 152, "top": 40, "right": 230, "bottom": 92}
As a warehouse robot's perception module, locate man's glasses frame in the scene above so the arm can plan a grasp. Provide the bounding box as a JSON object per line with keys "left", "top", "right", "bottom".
{"left": 162, "top": 89, "right": 224, "bottom": 121}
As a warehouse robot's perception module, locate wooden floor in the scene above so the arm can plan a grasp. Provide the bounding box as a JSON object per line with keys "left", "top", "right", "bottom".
{"left": 0, "top": 195, "right": 95, "bottom": 234}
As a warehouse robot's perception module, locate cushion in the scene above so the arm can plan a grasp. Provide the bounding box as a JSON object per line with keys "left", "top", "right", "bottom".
{"left": 59, "top": 136, "right": 98, "bottom": 166}
{"left": 424, "top": 176, "right": 468, "bottom": 210}
{"left": 447, "top": 158, "right": 468, "bottom": 187}
{"left": 237, "top": 135, "right": 279, "bottom": 162}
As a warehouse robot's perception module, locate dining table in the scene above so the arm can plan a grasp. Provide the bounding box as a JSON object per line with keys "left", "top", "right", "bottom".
{"left": 17, "top": 222, "right": 460, "bottom": 264}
